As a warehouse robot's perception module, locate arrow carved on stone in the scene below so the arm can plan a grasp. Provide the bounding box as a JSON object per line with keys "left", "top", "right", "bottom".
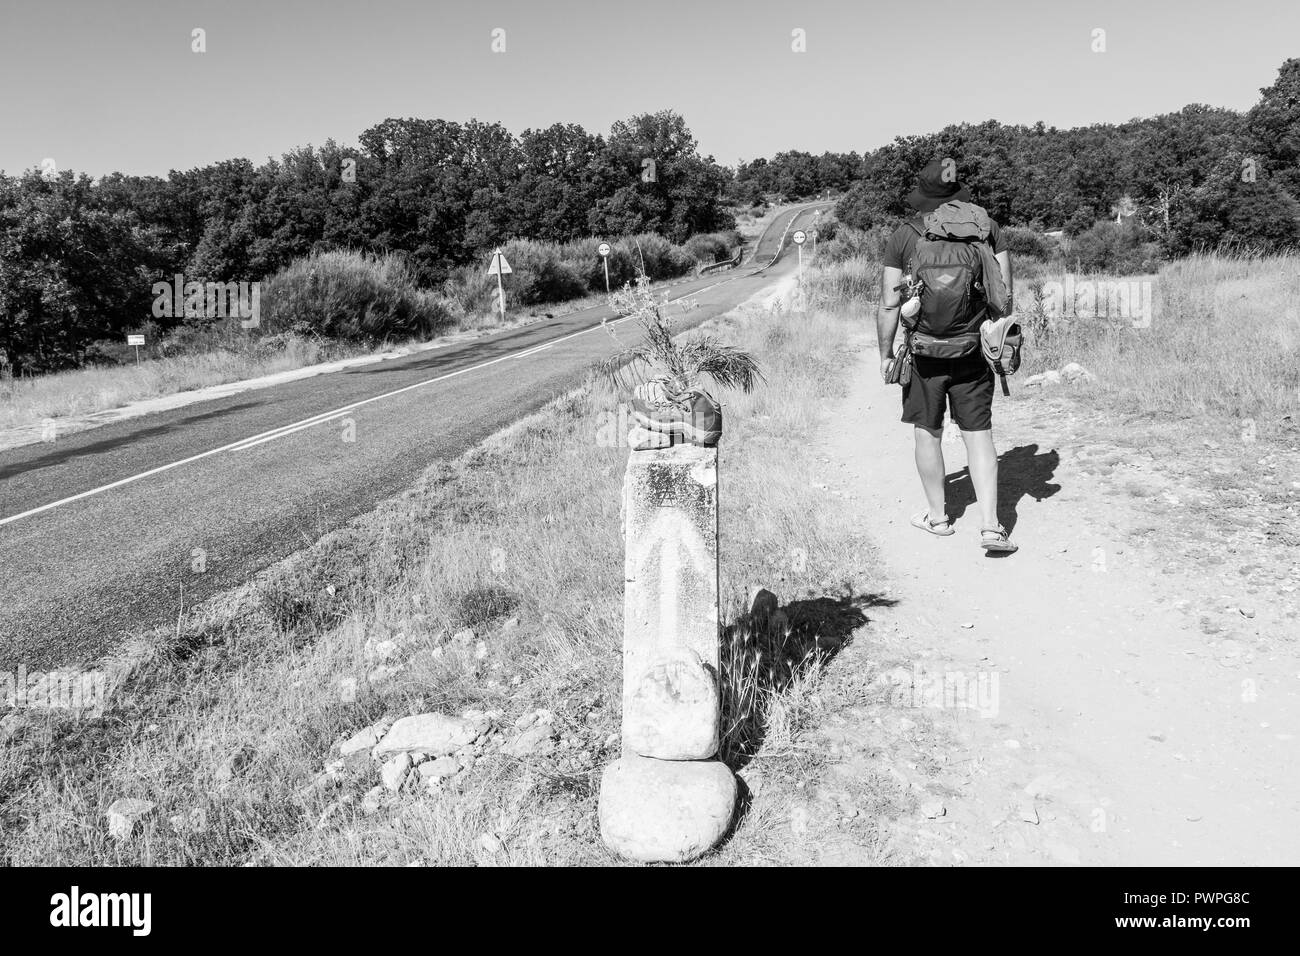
{"left": 633, "top": 508, "right": 713, "bottom": 647}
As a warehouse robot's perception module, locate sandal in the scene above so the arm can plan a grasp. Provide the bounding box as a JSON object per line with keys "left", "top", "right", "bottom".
{"left": 981, "top": 525, "right": 1019, "bottom": 553}
{"left": 911, "top": 511, "right": 954, "bottom": 536}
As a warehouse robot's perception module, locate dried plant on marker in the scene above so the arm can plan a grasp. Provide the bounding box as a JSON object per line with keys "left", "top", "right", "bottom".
{"left": 597, "top": 274, "right": 764, "bottom": 396}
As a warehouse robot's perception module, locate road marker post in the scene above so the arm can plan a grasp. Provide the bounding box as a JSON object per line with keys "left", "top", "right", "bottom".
{"left": 792, "top": 229, "right": 807, "bottom": 310}
{"left": 487, "top": 248, "right": 512, "bottom": 319}
{"left": 599, "top": 442, "right": 735, "bottom": 862}
{"left": 598, "top": 241, "right": 611, "bottom": 293}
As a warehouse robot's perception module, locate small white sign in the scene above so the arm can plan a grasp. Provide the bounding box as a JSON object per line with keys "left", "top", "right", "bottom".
{"left": 126, "top": 334, "right": 145, "bottom": 346}
{"left": 487, "top": 250, "right": 513, "bottom": 275}
{"left": 792, "top": 230, "right": 807, "bottom": 245}
{"left": 597, "top": 242, "right": 611, "bottom": 257}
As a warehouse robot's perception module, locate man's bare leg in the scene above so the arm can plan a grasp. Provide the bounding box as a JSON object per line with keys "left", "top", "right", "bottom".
{"left": 914, "top": 425, "right": 948, "bottom": 522}
{"left": 960, "top": 427, "right": 1000, "bottom": 529}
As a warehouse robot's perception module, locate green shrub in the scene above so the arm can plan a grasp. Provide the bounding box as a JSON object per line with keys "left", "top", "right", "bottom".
{"left": 584, "top": 244, "right": 637, "bottom": 293}
{"left": 814, "top": 216, "right": 839, "bottom": 243}
{"left": 439, "top": 265, "right": 496, "bottom": 318}
{"left": 683, "top": 231, "right": 739, "bottom": 263}
{"left": 543, "top": 233, "right": 703, "bottom": 296}
{"left": 500, "top": 239, "right": 588, "bottom": 305}
{"left": 999, "top": 225, "right": 1058, "bottom": 260}
{"left": 822, "top": 225, "right": 890, "bottom": 263}
{"left": 259, "top": 250, "right": 453, "bottom": 343}
{"left": 83, "top": 338, "right": 141, "bottom": 367}
{"left": 548, "top": 237, "right": 620, "bottom": 294}
{"left": 618, "top": 232, "right": 694, "bottom": 278}
{"left": 1065, "top": 221, "right": 1161, "bottom": 274}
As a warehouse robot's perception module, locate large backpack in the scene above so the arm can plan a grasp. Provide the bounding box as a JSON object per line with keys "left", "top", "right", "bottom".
{"left": 904, "top": 201, "right": 1008, "bottom": 351}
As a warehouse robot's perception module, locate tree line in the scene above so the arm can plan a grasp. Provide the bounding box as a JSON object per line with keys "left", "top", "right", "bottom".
{"left": 831, "top": 58, "right": 1300, "bottom": 258}
{"left": 4, "top": 59, "right": 1299, "bottom": 374}
{"left": 731, "top": 150, "right": 861, "bottom": 204}
{"left": 0, "top": 110, "right": 733, "bottom": 373}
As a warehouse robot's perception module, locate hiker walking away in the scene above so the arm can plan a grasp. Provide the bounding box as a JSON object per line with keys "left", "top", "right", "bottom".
{"left": 878, "top": 159, "right": 1017, "bottom": 553}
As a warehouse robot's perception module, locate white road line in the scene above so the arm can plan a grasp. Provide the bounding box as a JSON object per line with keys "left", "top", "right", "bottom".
{"left": 0, "top": 275, "right": 737, "bottom": 528}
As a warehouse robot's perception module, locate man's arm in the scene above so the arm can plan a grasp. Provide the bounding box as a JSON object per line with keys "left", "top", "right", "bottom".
{"left": 878, "top": 265, "right": 902, "bottom": 380}
{"left": 996, "top": 251, "right": 1012, "bottom": 311}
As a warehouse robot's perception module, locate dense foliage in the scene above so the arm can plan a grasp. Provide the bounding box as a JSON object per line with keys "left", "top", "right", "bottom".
{"left": 731, "top": 150, "right": 861, "bottom": 204}
{"left": 833, "top": 59, "right": 1300, "bottom": 261}
{"left": 0, "top": 111, "right": 734, "bottom": 373}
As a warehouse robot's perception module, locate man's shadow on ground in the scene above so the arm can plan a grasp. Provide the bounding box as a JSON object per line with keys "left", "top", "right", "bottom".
{"left": 945, "top": 443, "right": 1061, "bottom": 537}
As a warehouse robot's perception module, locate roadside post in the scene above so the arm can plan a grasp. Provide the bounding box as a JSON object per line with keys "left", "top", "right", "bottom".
{"left": 792, "top": 229, "right": 807, "bottom": 310}
{"left": 599, "top": 441, "right": 735, "bottom": 863}
{"left": 598, "top": 241, "right": 611, "bottom": 293}
{"left": 127, "top": 333, "right": 145, "bottom": 366}
{"left": 487, "top": 248, "right": 512, "bottom": 319}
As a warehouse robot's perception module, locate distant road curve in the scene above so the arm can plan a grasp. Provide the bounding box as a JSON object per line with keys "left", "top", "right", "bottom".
{"left": 748, "top": 199, "right": 836, "bottom": 267}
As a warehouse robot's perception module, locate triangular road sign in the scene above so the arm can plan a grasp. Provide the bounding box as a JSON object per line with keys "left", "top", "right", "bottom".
{"left": 487, "top": 249, "right": 513, "bottom": 275}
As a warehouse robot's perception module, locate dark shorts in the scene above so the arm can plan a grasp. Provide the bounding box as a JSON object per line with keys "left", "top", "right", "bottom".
{"left": 901, "top": 354, "right": 994, "bottom": 432}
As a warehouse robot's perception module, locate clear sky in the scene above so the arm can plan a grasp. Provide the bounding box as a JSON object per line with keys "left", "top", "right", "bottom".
{"left": 1, "top": 0, "right": 1296, "bottom": 177}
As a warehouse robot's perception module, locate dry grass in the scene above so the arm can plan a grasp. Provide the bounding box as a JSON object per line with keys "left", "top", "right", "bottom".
{"left": 808, "top": 256, "right": 880, "bottom": 310}
{"left": 1016, "top": 252, "right": 1300, "bottom": 427}
{"left": 806, "top": 246, "right": 1300, "bottom": 433}
{"left": 0, "top": 336, "right": 352, "bottom": 432}
{"left": 0, "top": 299, "right": 887, "bottom": 866}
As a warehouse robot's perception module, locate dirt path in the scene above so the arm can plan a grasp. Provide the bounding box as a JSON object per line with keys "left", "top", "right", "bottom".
{"left": 813, "top": 331, "right": 1300, "bottom": 865}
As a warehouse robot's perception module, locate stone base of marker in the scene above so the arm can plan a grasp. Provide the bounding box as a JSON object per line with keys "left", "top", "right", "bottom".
{"left": 599, "top": 442, "right": 736, "bottom": 862}
{"left": 624, "top": 647, "right": 718, "bottom": 760}
{"left": 599, "top": 755, "right": 736, "bottom": 863}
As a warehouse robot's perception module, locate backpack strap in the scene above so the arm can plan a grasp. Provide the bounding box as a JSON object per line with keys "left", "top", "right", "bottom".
{"left": 903, "top": 217, "right": 925, "bottom": 283}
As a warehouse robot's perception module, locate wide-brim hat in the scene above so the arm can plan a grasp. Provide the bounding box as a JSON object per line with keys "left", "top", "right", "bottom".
{"left": 906, "top": 159, "right": 972, "bottom": 212}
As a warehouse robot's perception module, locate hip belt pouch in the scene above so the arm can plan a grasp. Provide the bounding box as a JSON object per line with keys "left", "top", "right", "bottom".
{"left": 909, "top": 331, "right": 981, "bottom": 360}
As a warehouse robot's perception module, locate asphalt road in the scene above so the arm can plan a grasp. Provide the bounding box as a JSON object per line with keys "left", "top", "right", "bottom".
{"left": 0, "top": 202, "right": 831, "bottom": 667}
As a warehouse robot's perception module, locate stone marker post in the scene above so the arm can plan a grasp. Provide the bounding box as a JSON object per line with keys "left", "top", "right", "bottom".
{"left": 598, "top": 442, "right": 737, "bottom": 863}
